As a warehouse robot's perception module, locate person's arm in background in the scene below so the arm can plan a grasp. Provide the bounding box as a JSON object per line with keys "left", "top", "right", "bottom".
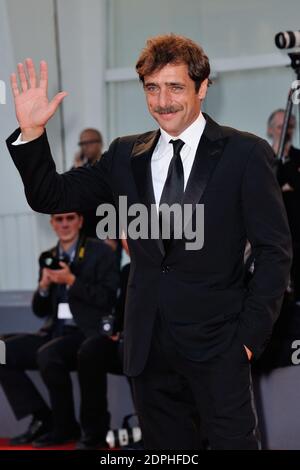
{"left": 113, "top": 263, "right": 130, "bottom": 335}
{"left": 32, "top": 263, "right": 54, "bottom": 318}
{"left": 279, "top": 149, "right": 300, "bottom": 192}
{"left": 239, "top": 138, "right": 292, "bottom": 359}
{"left": 6, "top": 59, "right": 115, "bottom": 214}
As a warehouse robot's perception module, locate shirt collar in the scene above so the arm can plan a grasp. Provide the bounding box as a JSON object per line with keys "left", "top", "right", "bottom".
{"left": 159, "top": 111, "right": 206, "bottom": 152}
{"left": 59, "top": 238, "right": 78, "bottom": 260}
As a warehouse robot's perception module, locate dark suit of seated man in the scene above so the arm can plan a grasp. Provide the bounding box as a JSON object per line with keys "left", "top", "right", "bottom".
{"left": 77, "top": 258, "right": 131, "bottom": 450}
{"left": 0, "top": 212, "right": 118, "bottom": 447}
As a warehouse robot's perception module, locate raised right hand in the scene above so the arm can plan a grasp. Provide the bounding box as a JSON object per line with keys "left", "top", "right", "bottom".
{"left": 11, "top": 58, "right": 67, "bottom": 141}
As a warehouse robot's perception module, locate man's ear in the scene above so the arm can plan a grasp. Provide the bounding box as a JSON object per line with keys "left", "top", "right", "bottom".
{"left": 198, "top": 78, "right": 208, "bottom": 101}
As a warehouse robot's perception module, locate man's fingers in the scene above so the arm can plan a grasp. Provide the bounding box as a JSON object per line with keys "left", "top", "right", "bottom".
{"left": 17, "top": 63, "right": 28, "bottom": 92}
{"left": 48, "top": 91, "right": 68, "bottom": 115}
{"left": 39, "top": 60, "right": 48, "bottom": 92}
{"left": 25, "top": 58, "right": 37, "bottom": 88}
{"left": 59, "top": 261, "right": 68, "bottom": 269}
{"left": 10, "top": 73, "right": 19, "bottom": 97}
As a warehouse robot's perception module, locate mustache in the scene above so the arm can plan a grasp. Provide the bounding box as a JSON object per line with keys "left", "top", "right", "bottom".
{"left": 154, "top": 105, "right": 183, "bottom": 114}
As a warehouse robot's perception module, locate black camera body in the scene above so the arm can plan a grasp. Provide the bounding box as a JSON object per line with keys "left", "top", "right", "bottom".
{"left": 39, "top": 252, "right": 70, "bottom": 270}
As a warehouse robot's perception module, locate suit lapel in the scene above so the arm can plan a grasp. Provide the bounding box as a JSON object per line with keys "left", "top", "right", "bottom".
{"left": 130, "top": 131, "right": 159, "bottom": 208}
{"left": 172, "top": 114, "right": 228, "bottom": 249}
{"left": 130, "top": 130, "right": 165, "bottom": 256}
{"left": 182, "top": 135, "right": 226, "bottom": 209}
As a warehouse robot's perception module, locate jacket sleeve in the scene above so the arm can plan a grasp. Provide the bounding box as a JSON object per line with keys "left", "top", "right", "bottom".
{"left": 277, "top": 157, "right": 300, "bottom": 191}
{"left": 240, "top": 138, "right": 293, "bottom": 358}
{"left": 68, "top": 244, "right": 119, "bottom": 314}
{"left": 6, "top": 129, "right": 116, "bottom": 214}
{"left": 32, "top": 287, "right": 54, "bottom": 318}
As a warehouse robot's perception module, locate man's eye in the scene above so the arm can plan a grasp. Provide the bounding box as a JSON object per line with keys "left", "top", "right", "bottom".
{"left": 171, "top": 86, "right": 184, "bottom": 92}
{"left": 145, "top": 86, "right": 158, "bottom": 93}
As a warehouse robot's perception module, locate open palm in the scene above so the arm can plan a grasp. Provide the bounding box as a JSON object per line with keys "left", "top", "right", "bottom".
{"left": 11, "top": 58, "right": 67, "bottom": 132}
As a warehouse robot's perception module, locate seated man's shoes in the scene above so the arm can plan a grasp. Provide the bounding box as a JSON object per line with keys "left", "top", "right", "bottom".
{"left": 9, "top": 418, "right": 52, "bottom": 446}
{"left": 32, "top": 427, "right": 80, "bottom": 448}
{"left": 122, "top": 439, "right": 144, "bottom": 450}
{"left": 75, "top": 434, "right": 108, "bottom": 450}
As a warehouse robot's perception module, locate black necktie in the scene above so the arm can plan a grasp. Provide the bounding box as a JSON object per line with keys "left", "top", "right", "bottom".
{"left": 159, "top": 139, "right": 185, "bottom": 249}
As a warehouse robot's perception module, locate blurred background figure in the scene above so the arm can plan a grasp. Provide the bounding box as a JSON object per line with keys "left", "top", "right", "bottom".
{"left": 267, "top": 109, "right": 300, "bottom": 304}
{"left": 76, "top": 238, "right": 133, "bottom": 450}
{"left": 72, "top": 128, "right": 123, "bottom": 267}
{"left": 0, "top": 212, "right": 118, "bottom": 448}
{"left": 73, "top": 128, "right": 103, "bottom": 168}
{"left": 72, "top": 128, "right": 104, "bottom": 239}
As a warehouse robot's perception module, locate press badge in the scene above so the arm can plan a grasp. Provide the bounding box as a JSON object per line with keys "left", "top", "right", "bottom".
{"left": 57, "top": 303, "right": 73, "bottom": 319}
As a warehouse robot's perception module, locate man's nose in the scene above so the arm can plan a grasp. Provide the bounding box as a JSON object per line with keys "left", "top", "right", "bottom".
{"left": 157, "top": 88, "right": 171, "bottom": 108}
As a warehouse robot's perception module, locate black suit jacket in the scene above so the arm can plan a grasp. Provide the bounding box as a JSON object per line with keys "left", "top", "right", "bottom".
{"left": 32, "top": 237, "right": 119, "bottom": 338}
{"left": 7, "top": 114, "right": 292, "bottom": 376}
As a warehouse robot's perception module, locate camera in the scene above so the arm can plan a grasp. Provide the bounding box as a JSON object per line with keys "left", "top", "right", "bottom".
{"left": 100, "top": 315, "right": 115, "bottom": 336}
{"left": 39, "top": 252, "right": 70, "bottom": 270}
{"left": 275, "top": 30, "right": 300, "bottom": 49}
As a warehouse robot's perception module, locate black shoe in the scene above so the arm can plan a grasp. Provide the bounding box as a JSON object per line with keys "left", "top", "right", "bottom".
{"left": 122, "top": 439, "right": 144, "bottom": 450}
{"left": 9, "top": 418, "right": 52, "bottom": 446}
{"left": 75, "top": 435, "right": 108, "bottom": 450}
{"left": 32, "top": 428, "right": 80, "bottom": 448}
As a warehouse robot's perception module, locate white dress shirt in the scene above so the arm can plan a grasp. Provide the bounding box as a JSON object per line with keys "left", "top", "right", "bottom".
{"left": 12, "top": 133, "right": 27, "bottom": 145}
{"left": 151, "top": 112, "right": 206, "bottom": 208}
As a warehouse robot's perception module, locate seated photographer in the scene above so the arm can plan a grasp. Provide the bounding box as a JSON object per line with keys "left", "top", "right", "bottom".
{"left": 0, "top": 212, "right": 118, "bottom": 447}
{"left": 76, "top": 238, "right": 130, "bottom": 450}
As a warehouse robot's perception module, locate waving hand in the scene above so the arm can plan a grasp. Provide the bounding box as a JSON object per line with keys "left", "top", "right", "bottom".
{"left": 11, "top": 58, "right": 67, "bottom": 141}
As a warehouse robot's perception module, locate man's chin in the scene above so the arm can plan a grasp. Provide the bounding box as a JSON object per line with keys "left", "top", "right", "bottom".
{"left": 59, "top": 235, "right": 73, "bottom": 242}
{"left": 156, "top": 117, "right": 180, "bottom": 133}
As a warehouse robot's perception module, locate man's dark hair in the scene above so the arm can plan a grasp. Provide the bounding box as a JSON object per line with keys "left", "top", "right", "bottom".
{"left": 136, "top": 33, "right": 211, "bottom": 92}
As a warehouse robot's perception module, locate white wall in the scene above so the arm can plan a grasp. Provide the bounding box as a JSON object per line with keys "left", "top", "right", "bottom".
{"left": 0, "top": 0, "right": 107, "bottom": 289}
{"left": 0, "top": 0, "right": 61, "bottom": 289}
{"left": 56, "top": 0, "right": 107, "bottom": 168}
{"left": 106, "top": 0, "right": 300, "bottom": 142}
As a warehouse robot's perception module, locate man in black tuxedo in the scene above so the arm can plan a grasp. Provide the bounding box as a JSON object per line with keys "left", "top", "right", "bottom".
{"left": 7, "top": 34, "right": 292, "bottom": 449}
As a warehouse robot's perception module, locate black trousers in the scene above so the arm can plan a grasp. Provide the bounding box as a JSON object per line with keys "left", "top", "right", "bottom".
{"left": 78, "top": 335, "right": 123, "bottom": 440}
{"left": 0, "top": 329, "right": 84, "bottom": 435}
{"left": 132, "top": 314, "right": 260, "bottom": 450}
{"left": 0, "top": 331, "right": 123, "bottom": 440}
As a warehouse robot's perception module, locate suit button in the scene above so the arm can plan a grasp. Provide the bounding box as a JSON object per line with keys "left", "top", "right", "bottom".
{"left": 161, "top": 265, "right": 170, "bottom": 273}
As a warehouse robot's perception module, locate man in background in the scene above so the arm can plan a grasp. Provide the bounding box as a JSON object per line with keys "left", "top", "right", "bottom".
{"left": 268, "top": 109, "right": 300, "bottom": 303}
{"left": 73, "top": 128, "right": 103, "bottom": 168}
{"left": 0, "top": 212, "right": 118, "bottom": 447}
{"left": 73, "top": 128, "right": 105, "bottom": 239}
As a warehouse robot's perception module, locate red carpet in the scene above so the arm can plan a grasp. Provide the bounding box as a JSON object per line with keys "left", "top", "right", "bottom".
{"left": 0, "top": 438, "right": 76, "bottom": 450}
